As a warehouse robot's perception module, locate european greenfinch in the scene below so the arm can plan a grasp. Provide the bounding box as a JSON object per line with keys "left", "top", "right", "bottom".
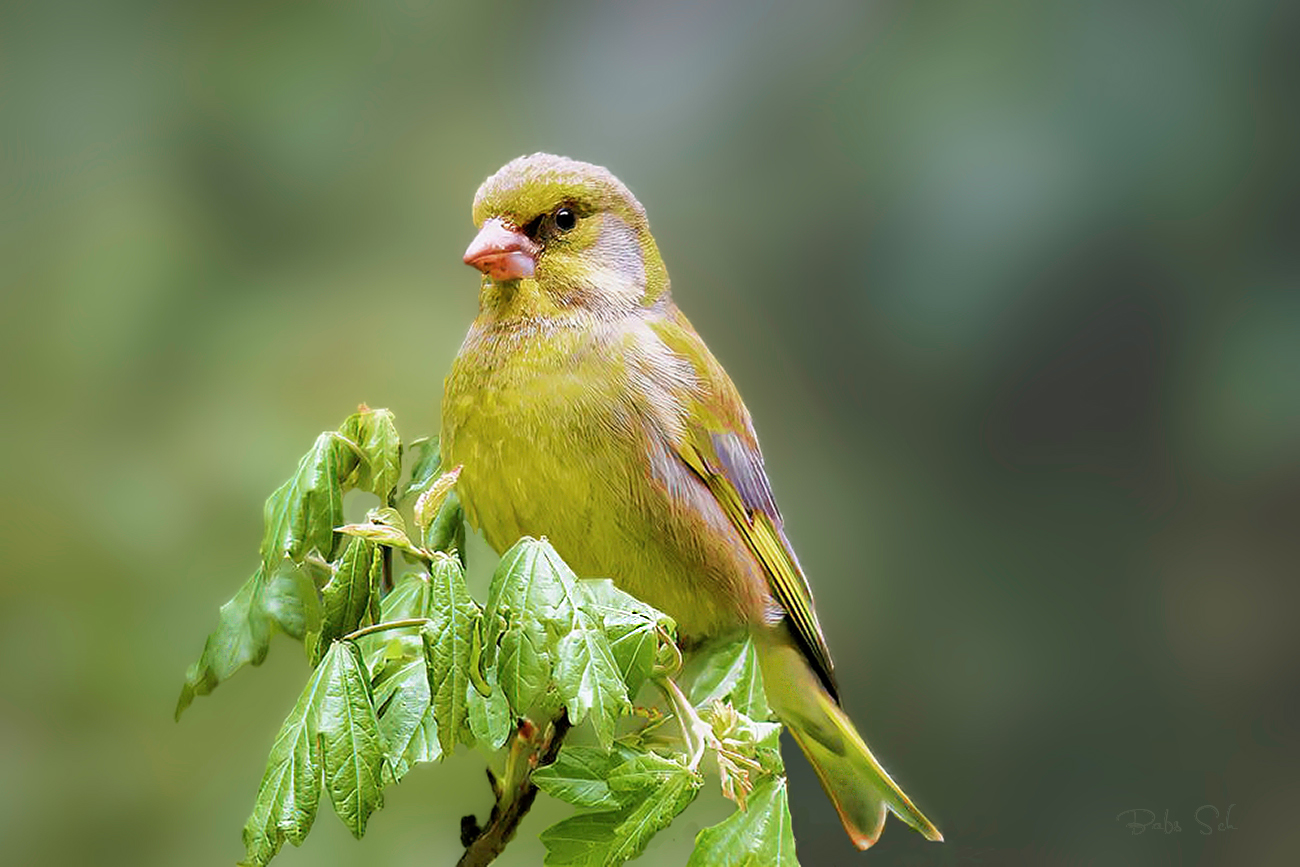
{"left": 441, "top": 153, "right": 941, "bottom": 850}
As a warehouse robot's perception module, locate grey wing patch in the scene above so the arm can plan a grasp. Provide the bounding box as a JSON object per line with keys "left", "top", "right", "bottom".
{"left": 710, "top": 431, "right": 814, "bottom": 587}
{"left": 711, "top": 433, "right": 837, "bottom": 697}
{"left": 710, "top": 432, "right": 780, "bottom": 521}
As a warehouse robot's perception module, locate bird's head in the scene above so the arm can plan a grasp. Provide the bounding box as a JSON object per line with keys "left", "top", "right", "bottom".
{"left": 463, "top": 154, "right": 670, "bottom": 320}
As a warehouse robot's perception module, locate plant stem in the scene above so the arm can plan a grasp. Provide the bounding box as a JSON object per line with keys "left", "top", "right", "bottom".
{"left": 655, "top": 673, "right": 709, "bottom": 771}
{"left": 456, "top": 711, "right": 571, "bottom": 867}
{"left": 342, "top": 618, "right": 432, "bottom": 642}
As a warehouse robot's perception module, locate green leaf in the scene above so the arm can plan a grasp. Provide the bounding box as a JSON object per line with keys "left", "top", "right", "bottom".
{"left": 553, "top": 609, "right": 629, "bottom": 749}
{"left": 484, "top": 538, "right": 580, "bottom": 656}
{"left": 381, "top": 570, "right": 433, "bottom": 622}
{"left": 372, "top": 653, "right": 439, "bottom": 783}
{"left": 686, "top": 777, "right": 800, "bottom": 867}
{"left": 497, "top": 614, "right": 551, "bottom": 717}
{"left": 424, "top": 489, "right": 465, "bottom": 558}
{"left": 465, "top": 660, "right": 512, "bottom": 750}
{"left": 262, "top": 558, "right": 322, "bottom": 642}
{"left": 309, "top": 537, "right": 377, "bottom": 665}
{"left": 577, "top": 579, "right": 674, "bottom": 632}
{"left": 423, "top": 554, "right": 480, "bottom": 754}
{"left": 400, "top": 436, "right": 441, "bottom": 503}
{"left": 336, "top": 506, "right": 421, "bottom": 558}
{"left": 483, "top": 538, "right": 584, "bottom": 717}
{"left": 532, "top": 745, "right": 629, "bottom": 811}
{"left": 413, "top": 466, "right": 460, "bottom": 535}
{"left": 578, "top": 579, "right": 674, "bottom": 696}
{"left": 365, "top": 568, "right": 442, "bottom": 778}
{"left": 362, "top": 570, "right": 432, "bottom": 669}
{"left": 340, "top": 407, "right": 402, "bottom": 502}
{"left": 405, "top": 707, "right": 441, "bottom": 766}
{"left": 261, "top": 432, "right": 348, "bottom": 572}
{"left": 177, "top": 569, "right": 271, "bottom": 719}
{"left": 239, "top": 645, "right": 332, "bottom": 867}
{"left": 740, "top": 714, "right": 784, "bottom": 776}
{"left": 317, "top": 642, "right": 385, "bottom": 838}
{"left": 177, "top": 556, "right": 326, "bottom": 719}
{"left": 480, "top": 541, "right": 632, "bottom": 738}
{"left": 688, "top": 635, "right": 770, "bottom": 720}
{"left": 540, "top": 753, "right": 702, "bottom": 867}
{"left": 606, "top": 752, "right": 698, "bottom": 796}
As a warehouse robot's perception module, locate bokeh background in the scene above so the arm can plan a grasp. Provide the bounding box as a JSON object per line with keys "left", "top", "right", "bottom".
{"left": 2, "top": 1, "right": 1298, "bottom": 865}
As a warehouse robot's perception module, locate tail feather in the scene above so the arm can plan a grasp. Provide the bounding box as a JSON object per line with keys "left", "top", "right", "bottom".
{"left": 758, "top": 638, "right": 942, "bottom": 850}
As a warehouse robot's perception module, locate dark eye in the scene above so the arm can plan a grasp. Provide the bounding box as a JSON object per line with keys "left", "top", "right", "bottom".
{"left": 554, "top": 207, "right": 577, "bottom": 232}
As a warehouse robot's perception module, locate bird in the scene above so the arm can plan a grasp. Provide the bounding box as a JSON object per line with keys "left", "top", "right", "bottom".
{"left": 440, "top": 153, "right": 941, "bottom": 850}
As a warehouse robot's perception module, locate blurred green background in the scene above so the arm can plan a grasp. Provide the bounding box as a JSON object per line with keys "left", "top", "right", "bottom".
{"left": 2, "top": 0, "right": 1297, "bottom": 865}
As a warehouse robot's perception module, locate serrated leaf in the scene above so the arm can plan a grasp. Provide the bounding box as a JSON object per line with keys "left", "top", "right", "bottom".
{"left": 340, "top": 407, "right": 402, "bottom": 502}
{"left": 465, "top": 661, "right": 511, "bottom": 750}
{"left": 483, "top": 538, "right": 584, "bottom": 717}
{"left": 577, "top": 579, "right": 674, "bottom": 632}
{"left": 239, "top": 646, "right": 332, "bottom": 867}
{"left": 688, "top": 635, "right": 770, "bottom": 720}
{"left": 261, "top": 432, "right": 348, "bottom": 572}
{"left": 403, "top": 707, "right": 441, "bottom": 767}
{"left": 554, "top": 610, "right": 629, "bottom": 748}
{"left": 423, "top": 555, "right": 480, "bottom": 754}
{"left": 317, "top": 642, "right": 385, "bottom": 838}
{"left": 578, "top": 580, "right": 674, "bottom": 696}
{"left": 540, "top": 754, "right": 702, "bottom": 867}
{"left": 498, "top": 614, "right": 551, "bottom": 717}
{"left": 686, "top": 777, "right": 799, "bottom": 867}
{"left": 606, "top": 752, "right": 697, "bottom": 796}
{"left": 372, "top": 654, "right": 439, "bottom": 783}
{"left": 309, "top": 538, "right": 376, "bottom": 665}
{"left": 400, "top": 436, "right": 440, "bottom": 502}
{"left": 484, "top": 538, "right": 580, "bottom": 658}
{"left": 532, "top": 746, "right": 630, "bottom": 811}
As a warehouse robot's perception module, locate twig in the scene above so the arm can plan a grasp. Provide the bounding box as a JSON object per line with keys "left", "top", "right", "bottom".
{"left": 381, "top": 543, "right": 394, "bottom": 594}
{"left": 456, "top": 711, "right": 571, "bottom": 867}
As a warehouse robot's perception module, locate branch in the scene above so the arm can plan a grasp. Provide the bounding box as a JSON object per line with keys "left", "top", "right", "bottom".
{"left": 456, "top": 711, "right": 572, "bottom": 867}
{"left": 381, "top": 543, "right": 394, "bottom": 594}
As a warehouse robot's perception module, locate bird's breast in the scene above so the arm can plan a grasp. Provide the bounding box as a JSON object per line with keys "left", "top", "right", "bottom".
{"left": 441, "top": 323, "right": 640, "bottom": 557}
{"left": 439, "top": 318, "right": 754, "bottom": 640}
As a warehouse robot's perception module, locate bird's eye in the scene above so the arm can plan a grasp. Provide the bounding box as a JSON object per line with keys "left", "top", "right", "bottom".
{"left": 554, "top": 207, "right": 577, "bottom": 232}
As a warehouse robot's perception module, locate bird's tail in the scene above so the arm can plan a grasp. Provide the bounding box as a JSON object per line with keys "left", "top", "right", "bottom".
{"left": 757, "top": 638, "right": 942, "bottom": 850}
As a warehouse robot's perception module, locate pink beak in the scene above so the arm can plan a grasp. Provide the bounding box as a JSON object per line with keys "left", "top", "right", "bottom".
{"left": 463, "top": 218, "right": 540, "bottom": 281}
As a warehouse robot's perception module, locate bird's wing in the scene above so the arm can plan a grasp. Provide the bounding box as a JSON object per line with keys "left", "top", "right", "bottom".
{"left": 648, "top": 308, "right": 838, "bottom": 698}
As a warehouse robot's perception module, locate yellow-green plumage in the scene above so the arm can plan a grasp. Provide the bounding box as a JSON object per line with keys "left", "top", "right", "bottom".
{"left": 441, "top": 153, "right": 941, "bottom": 850}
